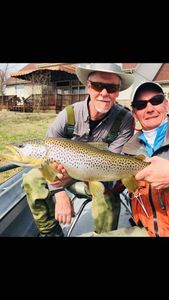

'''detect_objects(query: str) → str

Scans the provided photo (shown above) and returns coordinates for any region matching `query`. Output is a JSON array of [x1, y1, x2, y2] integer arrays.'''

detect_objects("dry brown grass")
[[0, 110, 57, 184]]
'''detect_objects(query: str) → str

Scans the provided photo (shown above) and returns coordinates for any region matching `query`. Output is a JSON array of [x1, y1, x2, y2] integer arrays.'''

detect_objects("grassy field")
[[0, 110, 57, 184]]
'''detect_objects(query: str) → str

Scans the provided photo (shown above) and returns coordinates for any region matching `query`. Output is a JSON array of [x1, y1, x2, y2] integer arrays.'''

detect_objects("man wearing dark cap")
[[99, 81, 169, 237], [22, 63, 135, 236]]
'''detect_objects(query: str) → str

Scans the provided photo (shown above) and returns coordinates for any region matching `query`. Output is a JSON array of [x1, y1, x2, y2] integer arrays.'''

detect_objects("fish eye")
[[18, 144, 24, 148]]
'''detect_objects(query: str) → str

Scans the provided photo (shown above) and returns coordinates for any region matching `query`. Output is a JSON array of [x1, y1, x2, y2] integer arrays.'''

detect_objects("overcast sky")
[[0, 63, 123, 79], [0, 63, 28, 78]]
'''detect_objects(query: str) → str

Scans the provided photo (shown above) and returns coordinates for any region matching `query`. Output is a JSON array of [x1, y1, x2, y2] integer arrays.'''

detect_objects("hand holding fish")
[[49, 162, 72, 188], [135, 156, 169, 190], [48, 162, 76, 224]]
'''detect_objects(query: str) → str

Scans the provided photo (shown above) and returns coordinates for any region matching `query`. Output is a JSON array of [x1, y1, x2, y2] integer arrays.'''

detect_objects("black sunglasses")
[[131, 94, 165, 110], [89, 80, 120, 93]]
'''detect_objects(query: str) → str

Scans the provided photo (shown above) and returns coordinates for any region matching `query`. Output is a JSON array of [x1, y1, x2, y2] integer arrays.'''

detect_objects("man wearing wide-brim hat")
[[76, 63, 134, 91], [22, 63, 135, 236]]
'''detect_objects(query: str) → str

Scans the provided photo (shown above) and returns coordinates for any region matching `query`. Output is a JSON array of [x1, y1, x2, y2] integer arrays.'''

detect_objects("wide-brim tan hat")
[[75, 63, 135, 91]]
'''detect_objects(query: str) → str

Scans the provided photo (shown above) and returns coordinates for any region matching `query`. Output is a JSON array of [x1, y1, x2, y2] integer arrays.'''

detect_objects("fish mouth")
[[1, 145, 23, 162], [0, 145, 38, 167]]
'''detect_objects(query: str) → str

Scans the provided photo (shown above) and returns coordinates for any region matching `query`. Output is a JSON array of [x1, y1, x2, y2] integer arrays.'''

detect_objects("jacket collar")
[[122, 117, 169, 156]]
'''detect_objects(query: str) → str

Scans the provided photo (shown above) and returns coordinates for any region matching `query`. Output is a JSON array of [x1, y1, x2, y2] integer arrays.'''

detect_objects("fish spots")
[[3, 137, 149, 183]]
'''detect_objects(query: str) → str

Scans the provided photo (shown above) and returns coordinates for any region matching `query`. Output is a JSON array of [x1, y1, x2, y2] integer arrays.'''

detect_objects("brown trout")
[[0, 137, 150, 191]]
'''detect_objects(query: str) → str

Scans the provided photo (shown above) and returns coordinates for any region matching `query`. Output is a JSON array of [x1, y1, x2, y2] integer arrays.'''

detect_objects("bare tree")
[[0, 64, 8, 93], [0, 64, 9, 109]]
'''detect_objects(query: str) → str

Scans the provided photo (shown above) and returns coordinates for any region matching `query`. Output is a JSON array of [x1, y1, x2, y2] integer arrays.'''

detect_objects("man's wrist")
[[54, 188, 65, 194]]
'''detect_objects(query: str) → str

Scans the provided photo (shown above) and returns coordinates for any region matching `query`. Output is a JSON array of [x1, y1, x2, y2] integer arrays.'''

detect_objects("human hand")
[[135, 156, 169, 190], [55, 191, 75, 224], [49, 162, 72, 188]]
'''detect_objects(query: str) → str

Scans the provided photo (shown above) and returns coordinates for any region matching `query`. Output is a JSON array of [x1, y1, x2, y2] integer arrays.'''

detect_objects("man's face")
[[132, 90, 169, 130], [87, 72, 121, 115]]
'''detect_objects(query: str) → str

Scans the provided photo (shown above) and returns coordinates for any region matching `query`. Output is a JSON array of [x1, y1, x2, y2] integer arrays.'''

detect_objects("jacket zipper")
[[148, 185, 159, 237], [157, 190, 166, 210]]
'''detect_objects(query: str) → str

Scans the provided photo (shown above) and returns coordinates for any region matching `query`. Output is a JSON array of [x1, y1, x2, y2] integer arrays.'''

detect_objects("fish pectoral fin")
[[122, 176, 138, 192], [40, 161, 59, 182]]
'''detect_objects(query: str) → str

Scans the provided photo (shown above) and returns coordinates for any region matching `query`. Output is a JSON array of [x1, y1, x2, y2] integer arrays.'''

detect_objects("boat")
[[0, 164, 133, 237]]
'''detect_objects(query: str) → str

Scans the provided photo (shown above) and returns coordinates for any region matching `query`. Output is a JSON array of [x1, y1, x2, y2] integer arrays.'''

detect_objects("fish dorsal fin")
[[135, 154, 146, 161], [87, 142, 109, 151]]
